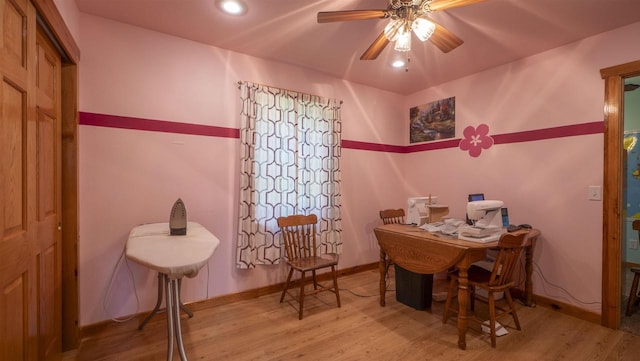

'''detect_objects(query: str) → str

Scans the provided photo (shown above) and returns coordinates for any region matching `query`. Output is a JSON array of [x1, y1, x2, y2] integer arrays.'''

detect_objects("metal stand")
[[137, 273, 193, 360], [165, 274, 188, 361], [138, 273, 193, 330]]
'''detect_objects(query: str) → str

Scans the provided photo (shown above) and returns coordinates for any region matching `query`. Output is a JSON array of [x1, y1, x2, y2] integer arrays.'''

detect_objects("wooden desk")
[[374, 224, 539, 350]]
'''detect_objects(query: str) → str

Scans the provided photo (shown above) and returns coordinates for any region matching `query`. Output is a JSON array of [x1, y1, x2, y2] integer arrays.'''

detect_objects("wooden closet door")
[[35, 22, 62, 361], [0, 0, 62, 359]]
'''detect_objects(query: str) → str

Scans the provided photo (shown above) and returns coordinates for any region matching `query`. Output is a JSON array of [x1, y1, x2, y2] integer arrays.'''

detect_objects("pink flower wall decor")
[[459, 124, 494, 157]]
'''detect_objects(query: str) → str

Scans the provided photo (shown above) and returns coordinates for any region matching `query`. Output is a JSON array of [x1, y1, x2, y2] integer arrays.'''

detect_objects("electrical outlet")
[[631, 239, 639, 250], [588, 185, 602, 201]]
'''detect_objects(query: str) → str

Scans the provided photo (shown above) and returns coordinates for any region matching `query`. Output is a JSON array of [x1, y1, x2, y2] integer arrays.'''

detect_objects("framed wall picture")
[[410, 96, 455, 143]]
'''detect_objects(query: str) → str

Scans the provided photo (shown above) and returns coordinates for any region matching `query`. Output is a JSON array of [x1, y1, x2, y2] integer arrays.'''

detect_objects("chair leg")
[[280, 267, 294, 303], [312, 270, 319, 290], [331, 265, 341, 307], [626, 273, 640, 316], [504, 289, 521, 330], [298, 271, 306, 320], [442, 277, 457, 324], [488, 292, 497, 348]]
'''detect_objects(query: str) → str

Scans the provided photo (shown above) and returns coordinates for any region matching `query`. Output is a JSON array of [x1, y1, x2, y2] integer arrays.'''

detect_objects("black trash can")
[[395, 264, 434, 310]]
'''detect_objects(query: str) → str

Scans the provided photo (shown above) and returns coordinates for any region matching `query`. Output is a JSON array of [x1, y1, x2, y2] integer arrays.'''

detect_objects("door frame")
[[601, 60, 640, 329], [32, 0, 80, 350]]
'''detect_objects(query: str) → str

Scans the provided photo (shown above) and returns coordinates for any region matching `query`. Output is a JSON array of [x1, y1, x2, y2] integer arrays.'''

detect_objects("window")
[[236, 82, 343, 269]]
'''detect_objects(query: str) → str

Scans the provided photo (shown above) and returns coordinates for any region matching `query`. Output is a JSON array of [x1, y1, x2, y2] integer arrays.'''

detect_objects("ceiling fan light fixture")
[[412, 17, 435, 42], [384, 19, 402, 41], [394, 23, 412, 52]]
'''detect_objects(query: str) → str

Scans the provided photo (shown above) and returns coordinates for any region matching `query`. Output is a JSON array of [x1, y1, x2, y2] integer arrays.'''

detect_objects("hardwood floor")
[[64, 269, 640, 360]]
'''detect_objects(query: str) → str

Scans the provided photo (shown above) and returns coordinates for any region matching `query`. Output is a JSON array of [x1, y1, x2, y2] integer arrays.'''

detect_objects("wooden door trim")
[[32, 0, 79, 63], [60, 63, 79, 351], [32, 0, 80, 351], [601, 60, 640, 329]]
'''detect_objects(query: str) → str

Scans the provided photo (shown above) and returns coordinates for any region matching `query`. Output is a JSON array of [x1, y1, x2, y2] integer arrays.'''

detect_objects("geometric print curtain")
[[236, 81, 343, 269]]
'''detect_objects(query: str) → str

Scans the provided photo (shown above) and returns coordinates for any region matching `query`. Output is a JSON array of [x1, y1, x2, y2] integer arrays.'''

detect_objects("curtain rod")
[[236, 81, 343, 104]]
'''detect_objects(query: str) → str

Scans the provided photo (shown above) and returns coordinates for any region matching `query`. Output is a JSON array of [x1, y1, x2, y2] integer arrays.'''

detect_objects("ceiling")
[[74, 0, 640, 95]]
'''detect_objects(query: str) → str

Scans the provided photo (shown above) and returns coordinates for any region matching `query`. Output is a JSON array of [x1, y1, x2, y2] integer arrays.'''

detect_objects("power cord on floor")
[[206, 261, 210, 299], [532, 260, 601, 307], [102, 246, 140, 322], [340, 288, 379, 298], [340, 266, 395, 298]]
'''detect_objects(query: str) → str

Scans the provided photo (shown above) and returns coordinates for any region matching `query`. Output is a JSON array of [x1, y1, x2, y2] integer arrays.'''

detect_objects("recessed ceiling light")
[[217, 0, 247, 15], [391, 60, 405, 68]]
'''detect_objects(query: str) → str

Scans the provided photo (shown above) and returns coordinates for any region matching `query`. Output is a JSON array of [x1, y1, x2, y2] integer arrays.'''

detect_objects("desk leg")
[[524, 240, 535, 307], [379, 249, 387, 307], [164, 275, 175, 361], [457, 266, 470, 350]]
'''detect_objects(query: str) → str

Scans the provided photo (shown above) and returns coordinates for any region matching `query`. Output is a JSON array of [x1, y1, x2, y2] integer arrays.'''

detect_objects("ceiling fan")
[[317, 0, 485, 60]]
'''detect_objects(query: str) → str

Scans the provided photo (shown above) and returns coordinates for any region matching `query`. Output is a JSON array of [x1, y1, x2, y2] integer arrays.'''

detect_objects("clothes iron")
[[170, 198, 187, 235]]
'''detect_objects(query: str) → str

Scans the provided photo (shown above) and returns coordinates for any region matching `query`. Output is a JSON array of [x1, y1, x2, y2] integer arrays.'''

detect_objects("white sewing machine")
[[458, 200, 506, 243], [406, 196, 432, 225], [406, 196, 444, 225]]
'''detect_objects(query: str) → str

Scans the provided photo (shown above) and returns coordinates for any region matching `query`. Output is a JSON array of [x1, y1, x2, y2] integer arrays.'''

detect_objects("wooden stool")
[[626, 268, 640, 316]]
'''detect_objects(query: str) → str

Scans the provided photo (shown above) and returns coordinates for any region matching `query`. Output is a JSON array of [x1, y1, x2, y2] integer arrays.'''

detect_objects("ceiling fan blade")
[[360, 31, 390, 60], [625, 84, 640, 92], [317, 10, 388, 23], [426, 18, 464, 53], [427, 0, 486, 12]]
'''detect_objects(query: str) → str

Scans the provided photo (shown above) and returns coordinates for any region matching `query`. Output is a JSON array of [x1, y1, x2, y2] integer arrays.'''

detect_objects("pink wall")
[[402, 22, 640, 313], [65, 6, 640, 325], [77, 13, 407, 326]]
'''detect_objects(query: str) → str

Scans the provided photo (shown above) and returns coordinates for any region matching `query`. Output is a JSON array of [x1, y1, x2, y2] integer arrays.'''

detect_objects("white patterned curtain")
[[236, 82, 343, 269]]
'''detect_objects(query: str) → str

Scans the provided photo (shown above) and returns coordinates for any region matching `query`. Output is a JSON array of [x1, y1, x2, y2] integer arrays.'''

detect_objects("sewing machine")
[[406, 196, 435, 225], [406, 196, 448, 225], [458, 200, 506, 243]]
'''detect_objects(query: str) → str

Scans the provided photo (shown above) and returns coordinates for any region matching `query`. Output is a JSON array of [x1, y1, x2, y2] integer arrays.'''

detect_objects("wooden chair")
[[627, 268, 640, 316], [277, 214, 340, 319], [442, 232, 528, 347], [379, 209, 405, 272], [379, 208, 405, 225], [626, 220, 640, 316]]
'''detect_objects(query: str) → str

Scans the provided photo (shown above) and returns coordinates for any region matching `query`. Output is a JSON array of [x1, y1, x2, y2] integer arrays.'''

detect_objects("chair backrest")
[[379, 209, 405, 225], [487, 232, 528, 288], [634, 219, 640, 233], [277, 214, 318, 262]]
